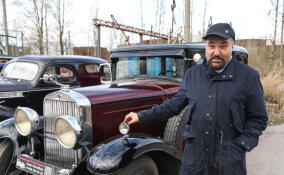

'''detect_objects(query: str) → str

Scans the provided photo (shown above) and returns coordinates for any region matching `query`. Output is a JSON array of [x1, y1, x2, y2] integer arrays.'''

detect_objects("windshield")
[[2, 61, 39, 80], [115, 56, 184, 80]]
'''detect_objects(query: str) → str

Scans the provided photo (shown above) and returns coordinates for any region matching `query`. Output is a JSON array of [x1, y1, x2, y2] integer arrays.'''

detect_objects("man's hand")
[[124, 112, 139, 125]]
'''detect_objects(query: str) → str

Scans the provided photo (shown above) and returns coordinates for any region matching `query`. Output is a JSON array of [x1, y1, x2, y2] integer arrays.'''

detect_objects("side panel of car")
[[91, 96, 167, 145], [0, 105, 14, 121], [0, 118, 44, 174]]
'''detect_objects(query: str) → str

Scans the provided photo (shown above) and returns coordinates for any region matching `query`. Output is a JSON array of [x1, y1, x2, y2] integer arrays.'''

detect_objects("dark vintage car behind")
[[0, 55, 110, 121], [0, 63, 5, 71], [0, 43, 248, 175]]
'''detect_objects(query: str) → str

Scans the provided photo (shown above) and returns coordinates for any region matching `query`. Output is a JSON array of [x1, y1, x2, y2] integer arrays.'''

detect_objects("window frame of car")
[[40, 63, 78, 86], [112, 55, 186, 81]]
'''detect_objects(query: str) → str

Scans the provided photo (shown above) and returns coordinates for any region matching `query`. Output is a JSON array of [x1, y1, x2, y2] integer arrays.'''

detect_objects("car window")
[[43, 65, 76, 84], [85, 64, 99, 74], [2, 61, 39, 80], [116, 56, 181, 79]]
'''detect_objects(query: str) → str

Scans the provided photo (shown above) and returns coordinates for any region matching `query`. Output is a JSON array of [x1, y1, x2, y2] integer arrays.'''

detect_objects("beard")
[[208, 56, 226, 71]]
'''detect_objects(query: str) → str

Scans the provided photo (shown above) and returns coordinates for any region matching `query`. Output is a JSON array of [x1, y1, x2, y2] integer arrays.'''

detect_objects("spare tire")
[[0, 139, 14, 174], [163, 106, 189, 151]]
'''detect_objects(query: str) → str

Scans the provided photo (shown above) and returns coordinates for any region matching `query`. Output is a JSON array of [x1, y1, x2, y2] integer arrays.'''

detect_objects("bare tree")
[[270, 0, 279, 65], [32, 0, 45, 55], [13, 0, 48, 55], [44, 0, 49, 55], [52, 0, 66, 55]]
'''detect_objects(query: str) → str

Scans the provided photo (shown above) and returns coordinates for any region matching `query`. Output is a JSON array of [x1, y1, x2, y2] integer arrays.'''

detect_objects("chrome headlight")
[[55, 116, 82, 149], [14, 107, 40, 136], [119, 122, 130, 135]]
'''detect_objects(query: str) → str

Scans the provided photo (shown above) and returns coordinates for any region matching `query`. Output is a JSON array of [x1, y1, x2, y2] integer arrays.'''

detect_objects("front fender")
[[87, 134, 182, 174], [0, 105, 14, 121], [0, 117, 44, 170]]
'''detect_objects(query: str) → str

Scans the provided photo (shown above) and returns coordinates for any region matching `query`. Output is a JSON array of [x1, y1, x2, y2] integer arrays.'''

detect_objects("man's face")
[[205, 36, 234, 71]]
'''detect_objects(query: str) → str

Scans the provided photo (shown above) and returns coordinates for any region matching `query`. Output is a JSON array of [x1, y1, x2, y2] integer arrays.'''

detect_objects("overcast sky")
[[1, 0, 283, 48], [71, 0, 280, 47]]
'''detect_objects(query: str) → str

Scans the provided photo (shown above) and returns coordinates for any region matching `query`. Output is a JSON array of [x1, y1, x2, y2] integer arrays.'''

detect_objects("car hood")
[[0, 78, 30, 92], [74, 79, 181, 105]]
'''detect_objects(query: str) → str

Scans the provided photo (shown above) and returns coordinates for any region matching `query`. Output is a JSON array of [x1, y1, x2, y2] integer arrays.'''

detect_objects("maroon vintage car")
[[0, 43, 248, 175]]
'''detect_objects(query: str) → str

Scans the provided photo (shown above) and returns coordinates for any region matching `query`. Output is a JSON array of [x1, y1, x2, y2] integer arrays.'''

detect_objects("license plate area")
[[16, 154, 54, 175]]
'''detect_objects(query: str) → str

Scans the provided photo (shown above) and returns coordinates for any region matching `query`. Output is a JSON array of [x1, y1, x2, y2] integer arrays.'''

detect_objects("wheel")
[[163, 106, 189, 151], [0, 139, 13, 174], [117, 156, 158, 175]]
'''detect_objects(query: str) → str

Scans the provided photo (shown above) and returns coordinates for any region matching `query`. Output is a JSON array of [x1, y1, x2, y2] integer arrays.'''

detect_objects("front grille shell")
[[43, 89, 91, 169]]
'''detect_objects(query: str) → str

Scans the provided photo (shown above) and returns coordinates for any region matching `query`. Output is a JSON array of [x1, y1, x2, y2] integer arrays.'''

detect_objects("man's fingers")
[[123, 112, 138, 125], [123, 113, 132, 123], [128, 119, 136, 125]]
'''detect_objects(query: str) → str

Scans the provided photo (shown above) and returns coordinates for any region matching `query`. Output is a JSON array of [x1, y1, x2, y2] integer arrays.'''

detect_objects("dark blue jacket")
[[138, 55, 268, 175]]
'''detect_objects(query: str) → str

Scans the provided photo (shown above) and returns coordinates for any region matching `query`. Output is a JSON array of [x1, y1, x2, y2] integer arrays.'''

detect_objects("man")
[[123, 23, 267, 175]]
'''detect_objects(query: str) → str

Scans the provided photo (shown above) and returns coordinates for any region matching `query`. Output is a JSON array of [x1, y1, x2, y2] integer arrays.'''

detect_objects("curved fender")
[[87, 134, 182, 174], [0, 105, 14, 121], [0, 117, 44, 162]]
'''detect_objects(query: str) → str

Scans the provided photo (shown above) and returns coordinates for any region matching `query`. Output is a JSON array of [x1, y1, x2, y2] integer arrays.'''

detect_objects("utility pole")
[[184, 0, 190, 42], [2, 0, 9, 55], [202, 0, 208, 37], [170, 0, 176, 43], [280, 0, 284, 67]]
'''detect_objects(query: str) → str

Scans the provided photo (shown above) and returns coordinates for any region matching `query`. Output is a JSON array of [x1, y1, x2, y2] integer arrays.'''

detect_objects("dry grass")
[[261, 69, 283, 104], [260, 67, 284, 124]]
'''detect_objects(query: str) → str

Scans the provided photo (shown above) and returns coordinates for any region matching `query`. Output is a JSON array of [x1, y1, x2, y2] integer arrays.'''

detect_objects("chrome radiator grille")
[[43, 98, 82, 169]]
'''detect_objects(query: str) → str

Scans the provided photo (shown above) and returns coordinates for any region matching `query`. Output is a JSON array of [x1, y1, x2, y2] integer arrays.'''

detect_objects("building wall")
[[73, 47, 110, 62]]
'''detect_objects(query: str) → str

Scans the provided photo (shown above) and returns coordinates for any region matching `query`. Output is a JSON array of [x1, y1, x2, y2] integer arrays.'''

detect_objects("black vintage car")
[[0, 63, 4, 72], [0, 43, 248, 175], [0, 55, 110, 121]]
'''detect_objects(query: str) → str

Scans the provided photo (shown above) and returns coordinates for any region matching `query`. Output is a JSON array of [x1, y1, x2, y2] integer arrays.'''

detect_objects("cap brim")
[[202, 32, 231, 40]]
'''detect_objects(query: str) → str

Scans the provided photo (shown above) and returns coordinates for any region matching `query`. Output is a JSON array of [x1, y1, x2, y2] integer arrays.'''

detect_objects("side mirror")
[[99, 63, 112, 84]]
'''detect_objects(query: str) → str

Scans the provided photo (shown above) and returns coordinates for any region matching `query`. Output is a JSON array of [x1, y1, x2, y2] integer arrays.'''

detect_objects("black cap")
[[202, 23, 235, 41]]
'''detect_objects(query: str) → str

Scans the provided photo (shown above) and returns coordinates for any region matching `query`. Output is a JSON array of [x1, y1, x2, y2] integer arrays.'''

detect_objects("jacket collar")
[[202, 53, 236, 81]]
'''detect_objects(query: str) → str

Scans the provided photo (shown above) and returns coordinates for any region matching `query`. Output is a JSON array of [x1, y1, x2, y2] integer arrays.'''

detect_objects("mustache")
[[209, 56, 225, 61]]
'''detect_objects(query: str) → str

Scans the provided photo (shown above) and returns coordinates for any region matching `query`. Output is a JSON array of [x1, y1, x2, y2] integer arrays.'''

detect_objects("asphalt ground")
[[246, 123, 284, 175]]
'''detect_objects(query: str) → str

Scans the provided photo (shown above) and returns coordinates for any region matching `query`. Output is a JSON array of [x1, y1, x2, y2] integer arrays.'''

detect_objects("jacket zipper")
[[219, 130, 224, 175]]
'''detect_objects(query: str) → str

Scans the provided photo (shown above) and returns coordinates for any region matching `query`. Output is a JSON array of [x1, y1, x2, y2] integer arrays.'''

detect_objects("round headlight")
[[14, 107, 40, 136], [55, 116, 82, 149], [119, 122, 130, 135]]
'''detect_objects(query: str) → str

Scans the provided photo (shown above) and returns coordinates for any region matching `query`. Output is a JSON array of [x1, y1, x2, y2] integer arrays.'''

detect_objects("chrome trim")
[[43, 89, 91, 169], [0, 91, 24, 99], [99, 63, 112, 84], [14, 107, 40, 136]]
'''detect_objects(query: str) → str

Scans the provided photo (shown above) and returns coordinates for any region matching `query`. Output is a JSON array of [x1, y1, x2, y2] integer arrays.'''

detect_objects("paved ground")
[[247, 123, 284, 175]]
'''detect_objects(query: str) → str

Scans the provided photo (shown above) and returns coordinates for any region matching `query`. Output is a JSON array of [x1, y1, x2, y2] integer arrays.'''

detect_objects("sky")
[[70, 0, 280, 47], [1, 0, 283, 49]]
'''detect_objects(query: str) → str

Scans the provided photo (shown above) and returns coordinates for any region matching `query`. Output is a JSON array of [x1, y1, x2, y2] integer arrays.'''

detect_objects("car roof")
[[14, 55, 108, 64], [111, 42, 248, 54]]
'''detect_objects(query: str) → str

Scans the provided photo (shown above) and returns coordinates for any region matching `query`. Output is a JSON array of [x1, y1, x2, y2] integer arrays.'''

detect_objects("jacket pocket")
[[182, 125, 197, 139], [182, 101, 196, 139], [230, 101, 245, 134]]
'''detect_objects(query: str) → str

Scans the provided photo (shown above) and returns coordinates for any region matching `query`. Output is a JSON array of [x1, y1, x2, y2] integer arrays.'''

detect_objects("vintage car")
[[0, 55, 109, 121], [0, 43, 248, 175], [0, 63, 5, 72]]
